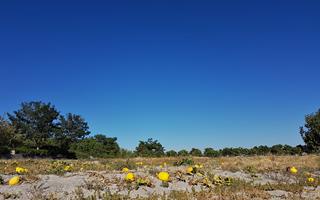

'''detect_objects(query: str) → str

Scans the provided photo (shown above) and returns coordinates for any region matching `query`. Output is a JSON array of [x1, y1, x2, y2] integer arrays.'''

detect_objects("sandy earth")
[[0, 167, 320, 200]]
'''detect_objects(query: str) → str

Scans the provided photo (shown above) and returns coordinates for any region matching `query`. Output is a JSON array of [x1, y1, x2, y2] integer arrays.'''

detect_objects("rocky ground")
[[1, 166, 320, 200], [0, 156, 319, 199]]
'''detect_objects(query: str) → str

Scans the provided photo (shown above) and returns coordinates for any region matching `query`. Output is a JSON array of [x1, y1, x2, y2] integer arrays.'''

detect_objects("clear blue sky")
[[0, 0, 319, 151]]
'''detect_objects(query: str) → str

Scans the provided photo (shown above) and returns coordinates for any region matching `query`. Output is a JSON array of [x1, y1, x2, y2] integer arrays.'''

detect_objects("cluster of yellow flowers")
[[7, 167, 29, 186], [15, 167, 28, 174], [122, 166, 170, 187], [122, 167, 135, 182], [288, 166, 316, 184], [186, 164, 203, 175]]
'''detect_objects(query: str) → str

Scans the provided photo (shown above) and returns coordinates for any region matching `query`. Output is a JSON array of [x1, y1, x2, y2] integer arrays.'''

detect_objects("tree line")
[[0, 101, 319, 158]]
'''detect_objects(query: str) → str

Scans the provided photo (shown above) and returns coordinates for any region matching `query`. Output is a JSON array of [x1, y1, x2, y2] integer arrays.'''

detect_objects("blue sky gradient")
[[1, 0, 320, 151]]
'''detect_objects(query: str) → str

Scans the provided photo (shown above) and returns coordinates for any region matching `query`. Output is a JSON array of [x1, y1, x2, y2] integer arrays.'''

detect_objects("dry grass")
[[212, 155, 320, 172], [1, 155, 319, 175]]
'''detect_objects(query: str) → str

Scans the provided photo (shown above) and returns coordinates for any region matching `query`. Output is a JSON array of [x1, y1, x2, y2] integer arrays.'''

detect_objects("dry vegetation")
[[0, 155, 320, 200]]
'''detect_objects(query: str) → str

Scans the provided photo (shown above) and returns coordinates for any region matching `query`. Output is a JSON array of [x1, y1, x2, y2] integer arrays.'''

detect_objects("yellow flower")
[[307, 177, 315, 183], [158, 171, 170, 182], [194, 164, 200, 168], [289, 167, 298, 174], [9, 176, 20, 186], [64, 165, 72, 172], [135, 162, 143, 165], [125, 173, 135, 182], [122, 167, 129, 173], [186, 166, 194, 175], [15, 167, 28, 174]]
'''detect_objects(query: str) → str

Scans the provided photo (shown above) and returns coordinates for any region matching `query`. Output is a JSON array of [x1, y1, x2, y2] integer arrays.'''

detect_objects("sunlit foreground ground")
[[0, 155, 320, 200]]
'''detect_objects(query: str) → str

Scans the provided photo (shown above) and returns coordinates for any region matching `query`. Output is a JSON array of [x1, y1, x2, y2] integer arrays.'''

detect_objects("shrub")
[[69, 134, 120, 158], [135, 138, 165, 157], [178, 149, 189, 156], [174, 158, 194, 166], [166, 150, 178, 157], [16, 146, 49, 157], [204, 148, 219, 157], [189, 148, 202, 157]]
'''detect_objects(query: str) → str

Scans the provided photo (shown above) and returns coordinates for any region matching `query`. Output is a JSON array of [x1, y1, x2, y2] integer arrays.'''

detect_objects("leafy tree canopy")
[[8, 101, 59, 148], [135, 138, 165, 157], [300, 109, 320, 152]]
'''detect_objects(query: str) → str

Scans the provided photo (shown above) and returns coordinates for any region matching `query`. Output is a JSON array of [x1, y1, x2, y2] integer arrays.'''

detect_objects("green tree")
[[300, 109, 320, 152], [135, 138, 165, 157], [250, 145, 270, 155], [189, 148, 202, 157], [166, 150, 178, 157], [178, 149, 189, 156], [0, 116, 20, 153], [70, 134, 120, 158], [8, 101, 60, 149], [53, 113, 90, 154], [119, 148, 135, 158], [270, 144, 284, 155], [204, 147, 219, 157]]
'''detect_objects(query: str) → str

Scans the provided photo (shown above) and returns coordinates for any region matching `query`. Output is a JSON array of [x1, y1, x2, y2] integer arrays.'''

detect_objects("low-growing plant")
[[174, 158, 194, 166]]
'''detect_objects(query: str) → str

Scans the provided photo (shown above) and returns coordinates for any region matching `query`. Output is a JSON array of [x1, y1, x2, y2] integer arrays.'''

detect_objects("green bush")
[[189, 148, 202, 157], [204, 148, 220, 157], [0, 146, 10, 155], [16, 146, 49, 157], [178, 149, 189, 156], [166, 150, 178, 157], [70, 134, 120, 159], [135, 138, 165, 157]]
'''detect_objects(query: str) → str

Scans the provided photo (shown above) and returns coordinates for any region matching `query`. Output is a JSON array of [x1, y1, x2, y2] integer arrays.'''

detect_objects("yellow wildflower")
[[158, 171, 170, 182], [122, 167, 129, 173], [9, 176, 20, 186], [15, 167, 28, 174], [186, 166, 194, 175], [307, 177, 315, 183], [125, 173, 135, 182], [135, 162, 143, 165], [64, 165, 72, 172], [289, 167, 298, 174]]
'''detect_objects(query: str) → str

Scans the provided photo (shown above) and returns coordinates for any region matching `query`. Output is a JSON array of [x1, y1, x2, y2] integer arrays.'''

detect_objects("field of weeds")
[[0, 155, 320, 200]]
